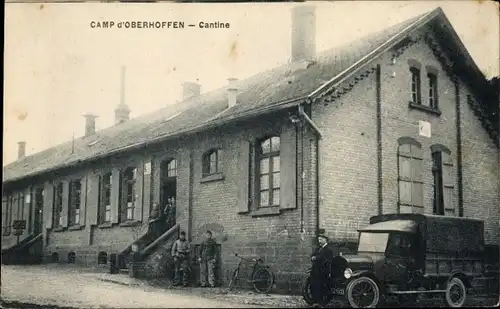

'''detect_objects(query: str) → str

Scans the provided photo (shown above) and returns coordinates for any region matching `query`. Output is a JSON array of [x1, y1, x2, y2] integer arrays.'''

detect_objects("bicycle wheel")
[[252, 268, 274, 294], [228, 269, 239, 291]]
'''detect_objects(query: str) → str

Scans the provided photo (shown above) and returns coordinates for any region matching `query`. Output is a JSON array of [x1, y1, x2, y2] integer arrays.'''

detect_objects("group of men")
[[170, 230, 218, 287]]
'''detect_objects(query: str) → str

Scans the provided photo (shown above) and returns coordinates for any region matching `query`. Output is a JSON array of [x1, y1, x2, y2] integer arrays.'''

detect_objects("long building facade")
[[2, 6, 499, 292]]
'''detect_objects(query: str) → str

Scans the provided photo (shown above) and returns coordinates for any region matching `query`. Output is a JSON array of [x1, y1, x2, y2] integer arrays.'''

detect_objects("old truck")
[[303, 213, 498, 308]]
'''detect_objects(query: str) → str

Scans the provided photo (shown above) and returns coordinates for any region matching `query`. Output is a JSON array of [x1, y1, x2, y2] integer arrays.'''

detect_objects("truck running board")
[[390, 290, 446, 294]]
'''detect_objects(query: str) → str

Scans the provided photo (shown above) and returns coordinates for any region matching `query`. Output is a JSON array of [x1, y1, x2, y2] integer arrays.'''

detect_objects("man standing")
[[171, 231, 191, 287], [198, 230, 217, 287], [310, 234, 334, 306]]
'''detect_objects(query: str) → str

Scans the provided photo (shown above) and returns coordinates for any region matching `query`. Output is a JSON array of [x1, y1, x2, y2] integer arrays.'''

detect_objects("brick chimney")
[[291, 5, 316, 63], [17, 141, 26, 159], [115, 65, 131, 125], [83, 114, 98, 137], [182, 82, 201, 100], [227, 78, 238, 108]]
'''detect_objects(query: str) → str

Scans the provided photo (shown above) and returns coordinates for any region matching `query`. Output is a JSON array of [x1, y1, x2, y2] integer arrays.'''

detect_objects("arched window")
[[426, 67, 439, 109], [258, 136, 281, 208], [69, 178, 82, 226], [121, 167, 137, 221], [408, 60, 422, 105], [202, 149, 223, 177], [166, 159, 177, 178], [98, 251, 108, 265], [99, 172, 112, 224], [431, 144, 454, 216], [397, 137, 424, 214]]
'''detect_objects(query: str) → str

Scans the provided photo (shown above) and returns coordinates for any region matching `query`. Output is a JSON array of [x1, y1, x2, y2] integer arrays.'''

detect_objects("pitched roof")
[[3, 7, 495, 183]]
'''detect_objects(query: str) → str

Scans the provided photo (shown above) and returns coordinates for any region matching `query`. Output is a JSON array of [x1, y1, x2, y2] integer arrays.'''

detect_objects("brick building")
[[2, 6, 499, 292]]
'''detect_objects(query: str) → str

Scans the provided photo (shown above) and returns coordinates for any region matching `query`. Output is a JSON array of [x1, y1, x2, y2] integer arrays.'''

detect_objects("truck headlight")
[[344, 268, 353, 279]]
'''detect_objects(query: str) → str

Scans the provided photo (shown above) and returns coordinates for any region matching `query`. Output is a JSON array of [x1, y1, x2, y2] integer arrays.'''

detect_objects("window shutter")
[[398, 157, 412, 179], [143, 160, 152, 221], [25, 188, 32, 233], [87, 175, 100, 225], [61, 180, 69, 228], [2, 197, 7, 230], [134, 164, 144, 222], [411, 182, 424, 208], [237, 140, 250, 214], [280, 127, 297, 210], [79, 176, 87, 226], [110, 168, 121, 224], [43, 182, 54, 229], [11, 193, 19, 222]]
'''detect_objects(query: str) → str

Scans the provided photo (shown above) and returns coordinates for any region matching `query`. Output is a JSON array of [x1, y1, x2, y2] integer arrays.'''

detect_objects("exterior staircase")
[[113, 216, 179, 279], [1, 233, 43, 265]]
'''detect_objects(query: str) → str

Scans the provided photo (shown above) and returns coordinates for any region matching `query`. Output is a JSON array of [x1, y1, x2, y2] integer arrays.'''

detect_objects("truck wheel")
[[444, 277, 467, 307], [301, 276, 316, 306], [346, 277, 380, 308]]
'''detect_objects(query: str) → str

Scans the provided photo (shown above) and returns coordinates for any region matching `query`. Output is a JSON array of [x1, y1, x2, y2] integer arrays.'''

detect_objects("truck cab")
[[325, 214, 488, 308]]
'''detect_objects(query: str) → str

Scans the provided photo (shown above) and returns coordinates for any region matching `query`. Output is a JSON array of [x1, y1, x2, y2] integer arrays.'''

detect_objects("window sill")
[[68, 225, 84, 231], [53, 227, 66, 233], [200, 173, 225, 184], [250, 206, 281, 217], [119, 221, 141, 227], [98, 223, 113, 229], [408, 102, 441, 116]]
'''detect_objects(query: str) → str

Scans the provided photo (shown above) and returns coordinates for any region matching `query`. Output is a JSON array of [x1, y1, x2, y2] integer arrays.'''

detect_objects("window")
[[121, 167, 137, 221], [167, 159, 177, 177], [358, 232, 389, 253], [397, 138, 424, 213], [99, 173, 112, 224], [202, 149, 223, 176], [257, 136, 281, 207], [410, 67, 422, 105], [69, 179, 82, 226], [428, 73, 438, 109], [53, 183, 63, 228], [432, 145, 454, 216]]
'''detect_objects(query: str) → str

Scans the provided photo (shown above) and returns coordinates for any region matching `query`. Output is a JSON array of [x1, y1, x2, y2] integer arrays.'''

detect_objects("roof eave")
[[3, 96, 306, 185], [306, 8, 441, 104]]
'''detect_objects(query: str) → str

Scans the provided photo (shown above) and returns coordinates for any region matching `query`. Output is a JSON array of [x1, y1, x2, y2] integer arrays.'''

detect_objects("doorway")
[[160, 159, 177, 230], [34, 188, 44, 234]]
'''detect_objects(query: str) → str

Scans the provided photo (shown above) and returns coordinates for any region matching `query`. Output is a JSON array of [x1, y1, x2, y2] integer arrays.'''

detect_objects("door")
[[34, 188, 44, 234], [382, 233, 415, 285], [160, 159, 177, 230]]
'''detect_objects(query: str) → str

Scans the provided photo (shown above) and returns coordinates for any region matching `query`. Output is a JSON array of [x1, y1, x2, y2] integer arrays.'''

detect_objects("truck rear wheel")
[[444, 277, 467, 307], [346, 277, 380, 308]]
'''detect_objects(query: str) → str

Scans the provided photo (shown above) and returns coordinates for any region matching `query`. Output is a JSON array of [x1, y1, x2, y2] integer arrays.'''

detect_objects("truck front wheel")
[[444, 277, 467, 307], [346, 277, 380, 308]]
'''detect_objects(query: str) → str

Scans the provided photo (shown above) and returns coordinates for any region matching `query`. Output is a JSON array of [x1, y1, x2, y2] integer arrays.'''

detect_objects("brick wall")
[[312, 67, 379, 242], [311, 28, 499, 246]]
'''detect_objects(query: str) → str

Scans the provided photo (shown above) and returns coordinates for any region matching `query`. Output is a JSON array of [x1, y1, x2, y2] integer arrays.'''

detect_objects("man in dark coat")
[[310, 234, 334, 305], [198, 230, 218, 287]]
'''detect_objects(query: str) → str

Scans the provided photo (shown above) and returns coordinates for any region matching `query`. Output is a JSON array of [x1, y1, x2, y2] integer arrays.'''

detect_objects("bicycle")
[[227, 253, 275, 294]]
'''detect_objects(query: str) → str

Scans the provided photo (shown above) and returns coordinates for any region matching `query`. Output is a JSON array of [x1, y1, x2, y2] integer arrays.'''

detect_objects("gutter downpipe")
[[297, 104, 323, 243]]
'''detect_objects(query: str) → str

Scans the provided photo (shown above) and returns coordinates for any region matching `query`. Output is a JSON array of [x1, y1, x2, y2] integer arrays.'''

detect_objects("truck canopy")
[[358, 220, 417, 233], [368, 214, 485, 254]]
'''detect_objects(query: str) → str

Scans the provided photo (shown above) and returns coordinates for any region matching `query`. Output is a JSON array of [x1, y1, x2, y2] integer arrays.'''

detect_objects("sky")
[[3, 0, 499, 165]]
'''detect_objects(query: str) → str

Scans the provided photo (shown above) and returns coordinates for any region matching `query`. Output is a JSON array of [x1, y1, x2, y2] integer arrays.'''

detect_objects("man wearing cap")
[[198, 230, 218, 287], [171, 230, 191, 286], [310, 234, 334, 304]]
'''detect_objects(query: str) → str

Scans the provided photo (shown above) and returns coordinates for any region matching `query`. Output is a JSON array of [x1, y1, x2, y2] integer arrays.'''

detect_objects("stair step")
[[119, 268, 129, 274]]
